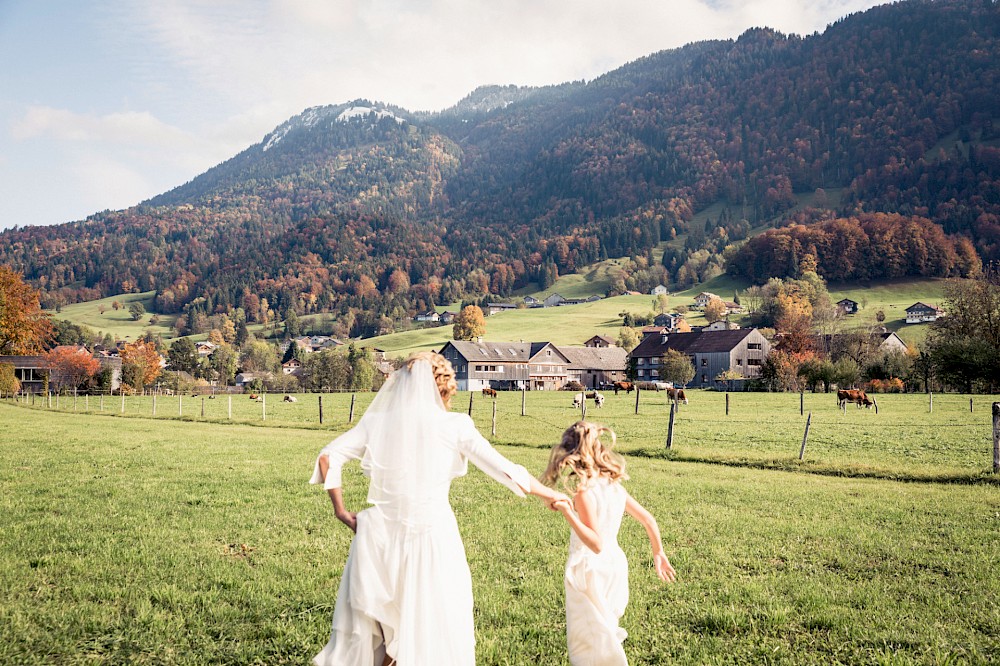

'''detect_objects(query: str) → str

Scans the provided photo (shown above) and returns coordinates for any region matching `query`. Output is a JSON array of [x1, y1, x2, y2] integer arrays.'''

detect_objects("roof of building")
[[837, 298, 859, 305], [585, 334, 617, 345], [443, 340, 570, 364], [559, 346, 628, 371], [906, 302, 942, 312], [630, 329, 757, 357]]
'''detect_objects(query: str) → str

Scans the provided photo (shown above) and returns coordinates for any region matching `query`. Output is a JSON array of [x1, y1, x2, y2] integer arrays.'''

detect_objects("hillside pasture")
[[54, 291, 179, 341], [0, 402, 997, 665]]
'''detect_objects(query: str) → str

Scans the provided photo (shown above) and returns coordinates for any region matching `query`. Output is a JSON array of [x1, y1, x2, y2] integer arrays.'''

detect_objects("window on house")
[[701, 358, 708, 367], [701, 374, 707, 383], [748, 343, 762, 350], [736, 359, 743, 366], [747, 359, 762, 366]]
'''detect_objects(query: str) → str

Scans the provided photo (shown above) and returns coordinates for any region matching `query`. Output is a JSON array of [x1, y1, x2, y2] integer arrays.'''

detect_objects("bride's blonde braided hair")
[[405, 351, 458, 409]]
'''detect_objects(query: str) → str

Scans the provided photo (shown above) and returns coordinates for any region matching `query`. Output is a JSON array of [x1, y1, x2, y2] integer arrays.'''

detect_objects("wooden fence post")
[[726, 392, 730, 416], [800, 390, 804, 416], [521, 387, 526, 416], [970, 398, 974, 413], [262, 393, 266, 421], [179, 395, 183, 416], [318, 395, 324, 424], [468, 392, 474, 416], [666, 402, 676, 450], [799, 412, 812, 460], [152, 394, 157, 417], [100, 394, 103, 412], [201, 397, 205, 418], [120, 392, 125, 414], [349, 394, 356, 423], [993, 402, 999, 474], [84, 395, 88, 411], [228, 395, 232, 420], [48, 392, 52, 409], [929, 391, 933, 413], [634, 387, 640, 415], [491, 400, 497, 437], [581, 396, 586, 420], [56, 393, 60, 409]]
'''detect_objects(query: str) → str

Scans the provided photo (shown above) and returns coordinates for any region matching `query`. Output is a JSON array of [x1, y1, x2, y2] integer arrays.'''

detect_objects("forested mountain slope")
[[0, 0, 996, 337]]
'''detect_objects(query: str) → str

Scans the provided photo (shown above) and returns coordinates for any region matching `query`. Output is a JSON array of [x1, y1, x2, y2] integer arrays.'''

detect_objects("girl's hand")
[[335, 510, 358, 533], [654, 552, 676, 583], [550, 498, 574, 514]]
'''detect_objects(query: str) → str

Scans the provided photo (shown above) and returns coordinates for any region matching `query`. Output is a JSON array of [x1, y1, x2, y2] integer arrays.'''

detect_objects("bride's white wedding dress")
[[310, 362, 531, 666]]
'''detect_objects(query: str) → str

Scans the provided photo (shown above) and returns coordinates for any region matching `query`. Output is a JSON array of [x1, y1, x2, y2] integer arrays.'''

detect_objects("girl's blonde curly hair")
[[405, 350, 458, 409], [541, 421, 627, 493]]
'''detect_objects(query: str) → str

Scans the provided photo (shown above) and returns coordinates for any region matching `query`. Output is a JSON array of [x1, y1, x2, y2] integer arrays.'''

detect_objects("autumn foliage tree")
[[703, 297, 727, 323], [0, 363, 20, 395], [44, 346, 100, 392], [120, 340, 162, 391], [0, 265, 53, 355], [452, 305, 486, 341]]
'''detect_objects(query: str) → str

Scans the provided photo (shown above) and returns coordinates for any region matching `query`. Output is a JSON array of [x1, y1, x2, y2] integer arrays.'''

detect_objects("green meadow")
[[55, 291, 179, 342], [1, 392, 998, 664]]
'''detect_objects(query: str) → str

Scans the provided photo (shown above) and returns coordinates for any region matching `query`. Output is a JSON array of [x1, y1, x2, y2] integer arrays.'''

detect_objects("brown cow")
[[482, 387, 497, 398], [613, 381, 634, 395], [666, 387, 688, 404], [837, 389, 868, 408], [249, 393, 259, 400]]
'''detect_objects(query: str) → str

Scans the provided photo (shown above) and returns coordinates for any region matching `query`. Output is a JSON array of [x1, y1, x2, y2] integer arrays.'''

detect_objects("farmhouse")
[[583, 335, 617, 348], [486, 303, 517, 316], [703, 320, 741, 331], [523, 296, 540, 307], [561, 346, 628, 389], [439, 340, 571, 391], [629, 328, 770, 388], [837, 298, 859, 314], [693, 292, 720, 308], [281, 358, 302, 376], [905, 302, 944, 323], [415, 310, 440, 323], [651, 285, 668, 296], [0, 352, 122, 393], [439, 311, 458, 324], [723, 300, 743, 314], [542, 293, 565, 307]]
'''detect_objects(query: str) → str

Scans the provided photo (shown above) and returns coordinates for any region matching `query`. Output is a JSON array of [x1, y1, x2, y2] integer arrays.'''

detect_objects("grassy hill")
[[54, 291, 178, 341]]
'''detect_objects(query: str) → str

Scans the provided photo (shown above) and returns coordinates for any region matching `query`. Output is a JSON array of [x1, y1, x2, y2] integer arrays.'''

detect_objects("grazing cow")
[[249, 393, 259, 400], [208, 395, 216, 400], [283, 395, 297, 403], [572, 392, 584, 409], [594, 392, 605, 408], [666, 387, 688, 404], [613, 381, 634, 395], [482, 387, 497, 398], [861, 396, 876, 409], [837, 389, 868, 408]]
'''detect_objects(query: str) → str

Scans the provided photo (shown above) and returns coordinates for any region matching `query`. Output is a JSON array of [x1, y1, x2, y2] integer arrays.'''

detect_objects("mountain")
[[0, 0, 997, 338]]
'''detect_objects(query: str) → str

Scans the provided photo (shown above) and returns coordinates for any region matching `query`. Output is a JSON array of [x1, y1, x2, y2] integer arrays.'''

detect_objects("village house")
[[837, 298, 859, 315], [415, 310, 440, 323], [814, 330, 908, 358], [653, 313, 691, 331], [703, 320, 741, 331], [0, 352, 123, 393], [542, 293, 565, 308], [195, 341, 216, 357], [629, 328, 771, 389], [723, 301, 743, 314], [560, 346, 628, 389], [439, 311, 459, 324], [523, 296, 540, 307], [651, 285, 668, 296], [438, 340, 571, 391], [281, 358, 302, 376], [486, 303, 517, 316], [905, 302, 944, 323], [693, 292, 721, 308], [583, 335, 617, 348]]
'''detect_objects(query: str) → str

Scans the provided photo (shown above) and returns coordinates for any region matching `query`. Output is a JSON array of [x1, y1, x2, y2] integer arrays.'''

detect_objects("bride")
[[310, 350, 567, 665]]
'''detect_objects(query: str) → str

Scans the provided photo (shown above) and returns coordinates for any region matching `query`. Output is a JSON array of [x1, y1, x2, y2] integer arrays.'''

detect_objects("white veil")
[[357, 359, 457, 530]]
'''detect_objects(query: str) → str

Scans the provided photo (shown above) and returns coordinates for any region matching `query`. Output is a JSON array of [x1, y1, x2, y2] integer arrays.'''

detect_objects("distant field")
[[1, 399, 997, 665], [53, 291, 178, 341]]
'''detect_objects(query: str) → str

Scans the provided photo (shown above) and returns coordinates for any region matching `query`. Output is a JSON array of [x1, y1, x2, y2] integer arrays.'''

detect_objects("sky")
[[0, 0, 886, 231]]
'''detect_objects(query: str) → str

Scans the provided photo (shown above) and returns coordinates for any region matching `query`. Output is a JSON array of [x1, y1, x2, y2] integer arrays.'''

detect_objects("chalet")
[[653, 313, 691, 332], [542, 293, 565, 308], [560, 346, 628, 389], [486, 303, 517, 316], [523, 296, 540, 307], [704, 320, 741, 331], [837, 298, 859, 315], [439, 340, 570, 391], [281, 358, 302, 376], [905, 302, 944, 323], [234, 371, 273, 387], [583, 335, 617, 348], [439, 311, 459, 324], [415, 310, 441, 323], [195, 341, 216, 357], [651, 285, 668, 296], [694, 292, 720, 308], [814, 330, 908, 358], [629, 328, 770, 389], [724, 301, 743, 314]]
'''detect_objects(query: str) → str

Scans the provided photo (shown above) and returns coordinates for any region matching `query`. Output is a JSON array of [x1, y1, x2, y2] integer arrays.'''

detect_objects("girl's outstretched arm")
[[624, 492, 676, 582], [554, 487, 603, 554]]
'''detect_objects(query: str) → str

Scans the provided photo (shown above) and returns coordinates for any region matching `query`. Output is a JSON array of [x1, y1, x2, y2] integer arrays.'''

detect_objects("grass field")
[[55, 291, 179, 341], [1, 396, 998, 665]]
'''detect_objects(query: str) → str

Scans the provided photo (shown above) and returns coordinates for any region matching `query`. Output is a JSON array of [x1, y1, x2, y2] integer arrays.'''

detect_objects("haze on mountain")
[[0, 0, 996, 339]]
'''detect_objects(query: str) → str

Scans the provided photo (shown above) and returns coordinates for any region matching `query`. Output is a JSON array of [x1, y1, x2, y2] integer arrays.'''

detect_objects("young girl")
[[543, 421, 676, 666]]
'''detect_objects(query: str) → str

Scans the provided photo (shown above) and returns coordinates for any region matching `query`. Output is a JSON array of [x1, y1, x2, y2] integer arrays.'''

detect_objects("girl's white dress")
[[309, 410, 532, 666], [564, 477, 630, 666]]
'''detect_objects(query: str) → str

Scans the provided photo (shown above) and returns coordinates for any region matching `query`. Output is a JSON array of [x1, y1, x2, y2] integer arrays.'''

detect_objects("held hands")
[[654, 552, 676, 583]]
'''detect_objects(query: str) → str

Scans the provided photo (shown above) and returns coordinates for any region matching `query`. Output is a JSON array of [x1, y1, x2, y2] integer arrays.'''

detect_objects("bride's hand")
[[336, 510, 358, 533]]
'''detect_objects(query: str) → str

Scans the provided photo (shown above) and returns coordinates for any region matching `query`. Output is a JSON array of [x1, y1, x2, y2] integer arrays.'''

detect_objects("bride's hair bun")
[[405, 351, 458, 408]]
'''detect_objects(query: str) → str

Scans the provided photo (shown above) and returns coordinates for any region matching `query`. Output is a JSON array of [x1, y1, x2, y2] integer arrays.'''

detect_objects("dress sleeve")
[[309, 423, 367, 490], [454, 415, 532, 497]]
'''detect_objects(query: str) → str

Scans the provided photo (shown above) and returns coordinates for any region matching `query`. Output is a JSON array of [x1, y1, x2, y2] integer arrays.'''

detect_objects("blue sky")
[[0, 0, 884, 231]]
